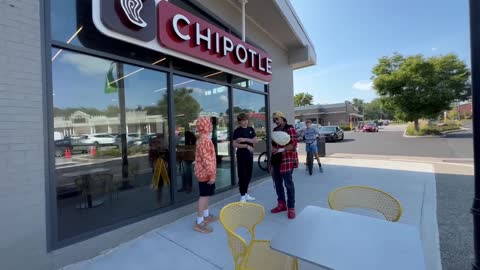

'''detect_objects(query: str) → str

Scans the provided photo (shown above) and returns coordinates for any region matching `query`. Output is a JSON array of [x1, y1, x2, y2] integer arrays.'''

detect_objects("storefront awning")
[[227, 0, 317, 69]]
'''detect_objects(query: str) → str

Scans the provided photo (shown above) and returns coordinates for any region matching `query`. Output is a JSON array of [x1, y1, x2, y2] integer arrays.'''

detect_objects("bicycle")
[[304, 138, 317, 175], [257, 137, 269, 171]]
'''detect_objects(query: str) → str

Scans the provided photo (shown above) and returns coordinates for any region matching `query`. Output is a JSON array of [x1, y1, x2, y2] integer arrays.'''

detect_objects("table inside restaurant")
[[63, 168, 111, 208], [270, 205, 425, 270]]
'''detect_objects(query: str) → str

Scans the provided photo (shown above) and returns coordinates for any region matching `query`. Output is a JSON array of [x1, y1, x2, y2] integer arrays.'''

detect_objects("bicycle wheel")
[[257, 152, 269, 171], [307, 150, 313, 175]]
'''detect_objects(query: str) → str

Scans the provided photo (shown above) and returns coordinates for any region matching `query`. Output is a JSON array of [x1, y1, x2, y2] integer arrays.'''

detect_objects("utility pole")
[[239, 0, 248, 41]]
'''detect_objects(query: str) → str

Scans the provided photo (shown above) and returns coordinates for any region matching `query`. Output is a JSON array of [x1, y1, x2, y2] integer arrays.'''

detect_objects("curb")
[[402, 127, 467, 138], [322, 154, 474, 168], [441, 127, 469, 134]]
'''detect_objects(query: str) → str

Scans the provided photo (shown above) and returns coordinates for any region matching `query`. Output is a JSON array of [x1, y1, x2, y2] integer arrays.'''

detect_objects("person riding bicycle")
[[301, 120, 323, 172]]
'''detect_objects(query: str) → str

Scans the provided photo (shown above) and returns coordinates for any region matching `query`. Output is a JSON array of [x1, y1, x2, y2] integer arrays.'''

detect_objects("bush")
[[405, 120, 461, 136], [96, 145, 148, 158], [96, 148, 121, 158], [340, 126, 351, 131], [389, 120, 407, 125]]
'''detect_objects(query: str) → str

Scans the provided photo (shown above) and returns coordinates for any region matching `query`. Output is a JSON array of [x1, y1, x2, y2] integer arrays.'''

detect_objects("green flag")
[[104, 62, 118, 94]]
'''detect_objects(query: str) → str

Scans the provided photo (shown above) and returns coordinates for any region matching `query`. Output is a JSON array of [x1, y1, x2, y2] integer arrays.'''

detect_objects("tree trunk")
[[414, 119, 419, 131]]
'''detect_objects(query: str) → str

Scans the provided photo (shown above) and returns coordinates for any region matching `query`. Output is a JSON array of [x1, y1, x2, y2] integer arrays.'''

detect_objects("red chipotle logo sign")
[[94, 0, 272, 82]]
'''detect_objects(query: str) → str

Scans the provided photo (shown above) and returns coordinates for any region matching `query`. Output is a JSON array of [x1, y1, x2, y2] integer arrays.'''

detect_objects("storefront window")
[[173, 75, 232, 203], [52, 49, 170, 241], [233, 89, 269, 179], [232, 76, 265, 92], [172, 58, 228, 82], [50, 0, 168, 68]]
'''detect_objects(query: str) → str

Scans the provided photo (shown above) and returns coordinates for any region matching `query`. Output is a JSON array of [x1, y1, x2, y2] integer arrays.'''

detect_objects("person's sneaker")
[[240, 196, 247, 203], [271, 201, 287, 214], [288, 208, 296, 219], [193, 221, 213, 233], [204, 215, 218, 224], [246, 194, 256, 201]]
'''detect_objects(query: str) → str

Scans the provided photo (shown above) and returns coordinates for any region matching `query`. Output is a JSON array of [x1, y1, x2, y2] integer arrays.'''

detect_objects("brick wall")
[[0, 0, 51, 269]]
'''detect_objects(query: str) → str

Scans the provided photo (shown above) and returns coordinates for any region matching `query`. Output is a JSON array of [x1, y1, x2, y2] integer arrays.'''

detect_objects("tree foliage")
[[363, 98, 394, 120], [351, 98, 365, 114], [294, 92, 314, 107], [155, 88, 201, 129], [372, 53, 471, 126]]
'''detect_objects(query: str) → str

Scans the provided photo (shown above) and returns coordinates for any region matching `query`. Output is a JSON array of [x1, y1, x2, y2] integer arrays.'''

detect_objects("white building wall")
[[0, 0, 52, 269]]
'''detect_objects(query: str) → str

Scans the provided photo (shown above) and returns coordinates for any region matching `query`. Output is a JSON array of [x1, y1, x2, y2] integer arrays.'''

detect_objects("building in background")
[[295, 101, 363, 126], [450, 101, 473, 119]]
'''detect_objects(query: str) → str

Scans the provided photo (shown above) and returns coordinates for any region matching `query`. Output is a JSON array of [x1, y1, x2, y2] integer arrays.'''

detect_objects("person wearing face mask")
[[270, 111, 299, 219]]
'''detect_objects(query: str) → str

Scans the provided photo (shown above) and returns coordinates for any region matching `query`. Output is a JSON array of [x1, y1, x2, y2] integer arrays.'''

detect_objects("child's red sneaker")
[[288, 208, 296, 219]]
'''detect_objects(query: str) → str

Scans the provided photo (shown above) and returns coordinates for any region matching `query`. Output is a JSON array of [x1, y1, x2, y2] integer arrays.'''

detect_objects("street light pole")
[[470, 0, 480, 269]]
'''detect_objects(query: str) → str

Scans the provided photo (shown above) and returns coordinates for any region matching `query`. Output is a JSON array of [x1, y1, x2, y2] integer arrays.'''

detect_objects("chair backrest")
[[219, 202, 265, 268], [74, 177, 87, 193], [328, 186, 402, 222], [89, 173, 112, 196]]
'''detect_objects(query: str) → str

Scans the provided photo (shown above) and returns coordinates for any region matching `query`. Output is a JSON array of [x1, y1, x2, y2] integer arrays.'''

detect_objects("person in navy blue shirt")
[[233, 113, 258, 202]]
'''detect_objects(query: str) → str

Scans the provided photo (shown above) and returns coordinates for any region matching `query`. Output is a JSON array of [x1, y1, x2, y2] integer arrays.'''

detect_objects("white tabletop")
[[63, 168, 111, 178], [270, 205, 425, 270]]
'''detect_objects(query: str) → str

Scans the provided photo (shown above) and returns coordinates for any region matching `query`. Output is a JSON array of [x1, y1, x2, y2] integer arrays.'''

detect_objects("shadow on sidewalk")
[[62, 160, 440, 270]]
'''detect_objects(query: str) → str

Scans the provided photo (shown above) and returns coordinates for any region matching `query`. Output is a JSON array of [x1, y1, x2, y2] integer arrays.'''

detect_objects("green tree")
[[105, 105, 120, 117], [351, 98, 365, 114], [372, 53, 470, 130], [448, 108, 459, 120], [294, 92, 313, 107], [155, 88, 201, 129], [363, 98, 394, 120], [232, 106, 252, 114]]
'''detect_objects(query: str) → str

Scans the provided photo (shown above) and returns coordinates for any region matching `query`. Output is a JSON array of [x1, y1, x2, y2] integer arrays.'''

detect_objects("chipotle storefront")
[[0, 0, 315, 269]]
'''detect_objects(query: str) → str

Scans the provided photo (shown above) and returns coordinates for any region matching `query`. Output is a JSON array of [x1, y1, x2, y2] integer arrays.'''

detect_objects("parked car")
[[362, 123, 379, 132], [216, 130, 229, 141], [114, 134, 142, 147], [54, 137, 91, 157], [79, 134, 116, 147], [138, 133, 163, 146], [318, 126, 344, 142]]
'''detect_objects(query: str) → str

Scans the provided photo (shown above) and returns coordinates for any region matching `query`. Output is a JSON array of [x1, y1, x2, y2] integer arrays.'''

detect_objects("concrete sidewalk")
[[61, 158, 440, 270]]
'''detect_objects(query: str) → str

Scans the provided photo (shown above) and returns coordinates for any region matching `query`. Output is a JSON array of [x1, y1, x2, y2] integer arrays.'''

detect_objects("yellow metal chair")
[[328, 186, 402, 222], [219, 202, 298, 270]]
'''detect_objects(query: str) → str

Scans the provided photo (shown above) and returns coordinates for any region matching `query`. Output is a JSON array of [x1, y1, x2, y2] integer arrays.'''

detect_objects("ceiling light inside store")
[[204, 71, 223, 78], [51, 26, 84, 62], [109, 58, 167, 85]]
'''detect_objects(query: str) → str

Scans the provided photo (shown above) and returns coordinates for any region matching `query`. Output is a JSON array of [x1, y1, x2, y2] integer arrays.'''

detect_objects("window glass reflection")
[[232, 76, 265, 92], [173, 75, 231, 203], [233, 89, 269, 179], [52, 49, 170, 241], [50, 0, 168, 68]]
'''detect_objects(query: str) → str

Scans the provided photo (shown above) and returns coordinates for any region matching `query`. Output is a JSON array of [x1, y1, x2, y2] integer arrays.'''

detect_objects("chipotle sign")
[[93, 0, 272, 82]]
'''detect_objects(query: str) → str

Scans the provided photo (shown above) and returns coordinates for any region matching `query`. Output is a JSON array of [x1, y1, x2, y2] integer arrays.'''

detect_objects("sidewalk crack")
[[156, 233, 223, 269]]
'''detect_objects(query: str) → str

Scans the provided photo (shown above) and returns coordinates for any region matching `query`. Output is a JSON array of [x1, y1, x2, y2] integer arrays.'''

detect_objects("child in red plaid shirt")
[[270, 111, 299, 219]]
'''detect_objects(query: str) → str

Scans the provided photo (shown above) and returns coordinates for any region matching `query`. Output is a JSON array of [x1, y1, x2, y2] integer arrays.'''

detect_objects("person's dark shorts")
[[198, 181, 215, 197]]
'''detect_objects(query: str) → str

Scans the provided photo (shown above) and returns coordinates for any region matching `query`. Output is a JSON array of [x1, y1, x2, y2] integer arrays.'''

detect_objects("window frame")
[[45, 0, 269, 250]]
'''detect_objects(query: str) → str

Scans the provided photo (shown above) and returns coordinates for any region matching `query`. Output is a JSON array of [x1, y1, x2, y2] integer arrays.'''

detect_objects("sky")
[[290, 0, 471, 104]]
